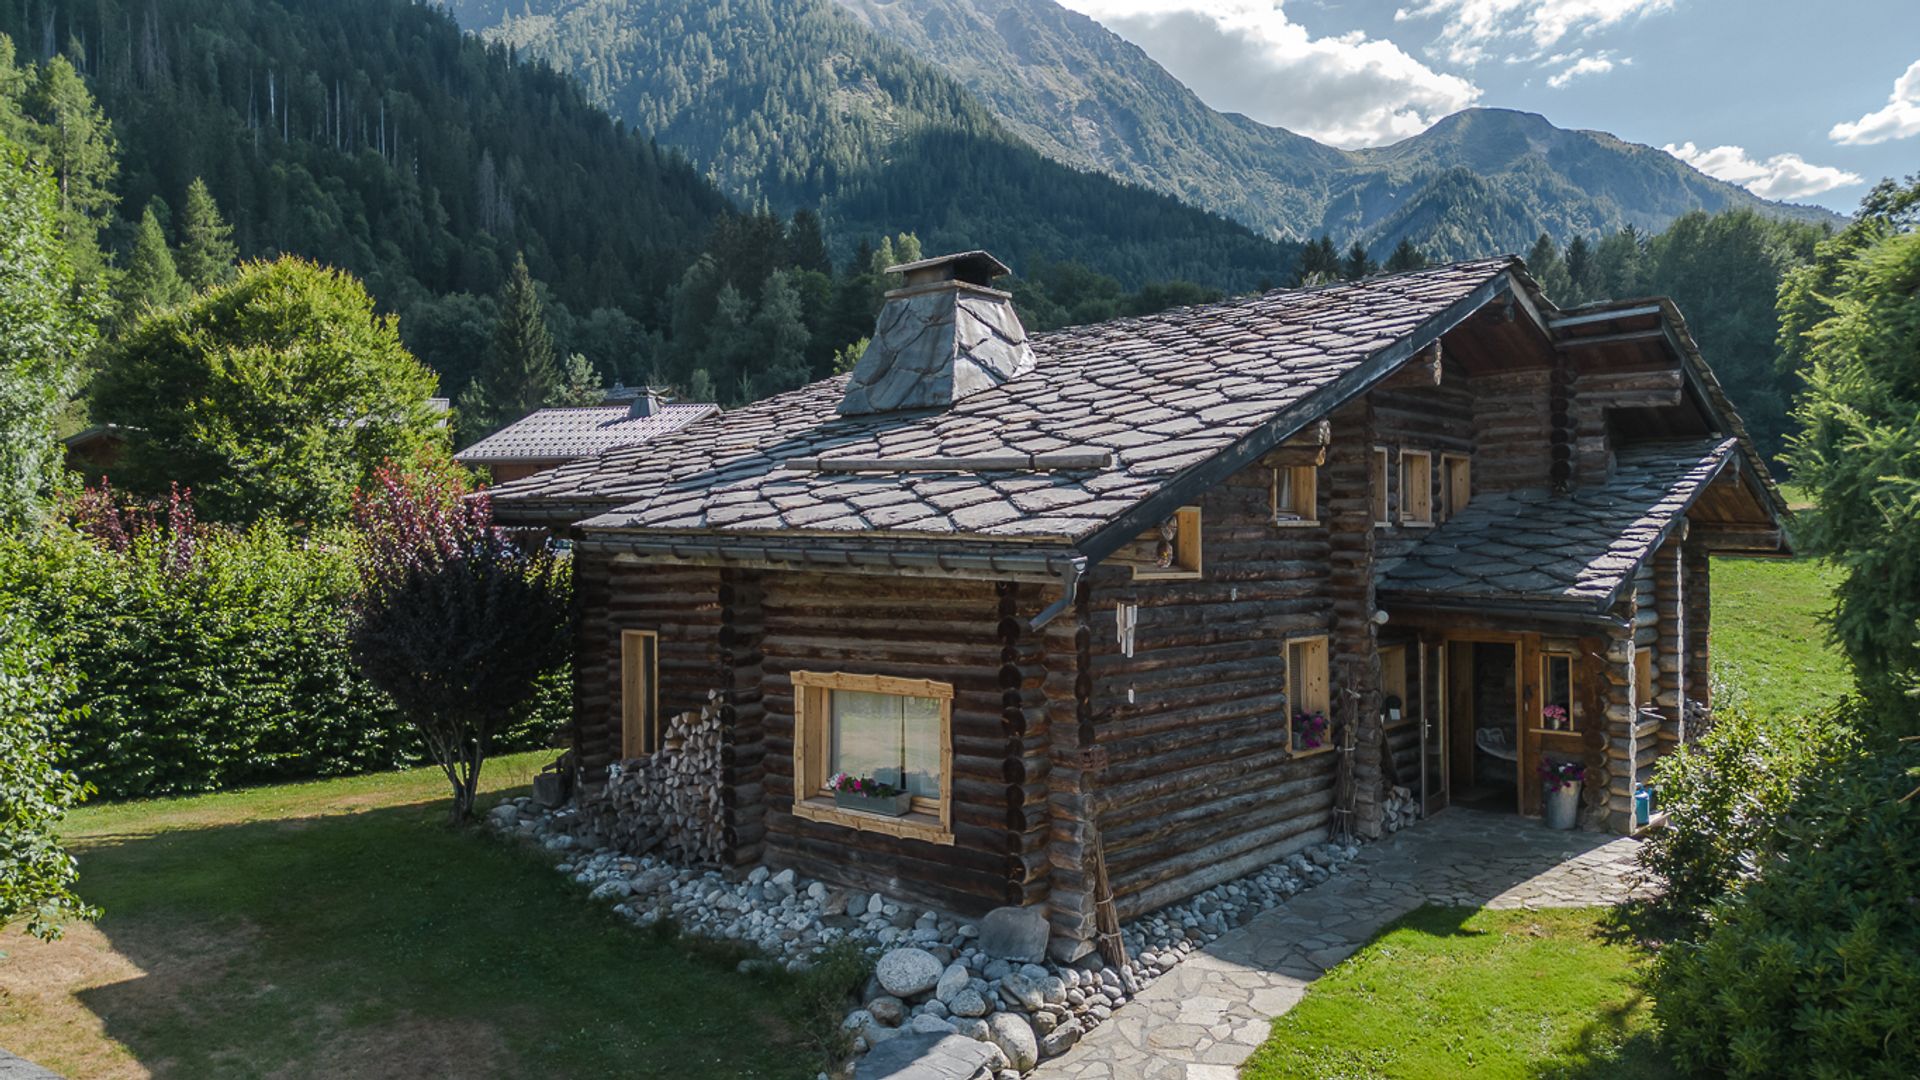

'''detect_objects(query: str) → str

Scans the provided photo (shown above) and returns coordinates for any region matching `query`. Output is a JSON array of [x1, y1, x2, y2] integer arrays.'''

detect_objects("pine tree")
[[1563, 235, 1593, 302], [752, 269, 811, 394], [1526, 232, 1573, 301], [787, 209, 830, 274], [1292, 235, 1341, 286], [118, 204, 186, 322], [459, 253, 558, 441], [1384, 238, 1430, 273], [176, 177, 237, 291], [554, 353, 603, 405], [1341, 242, 1378, 281], [22, 56, 116, 282]]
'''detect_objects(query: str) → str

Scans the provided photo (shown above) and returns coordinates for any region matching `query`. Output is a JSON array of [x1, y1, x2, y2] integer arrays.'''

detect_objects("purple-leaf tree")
[[349, 455, 571, 823]]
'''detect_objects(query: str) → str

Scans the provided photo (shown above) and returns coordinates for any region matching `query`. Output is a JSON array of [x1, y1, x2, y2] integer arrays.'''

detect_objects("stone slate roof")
[[490, 259, 1515, 540], [454, 402, 718, 465], [1377, 438, 1739, 611]]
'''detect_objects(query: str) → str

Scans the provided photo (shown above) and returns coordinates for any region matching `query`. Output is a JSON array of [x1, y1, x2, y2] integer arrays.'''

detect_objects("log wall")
[[1472, 369, 1553, 491], [757, 572, 1045, 916], [1077, 428, 1348, 920]]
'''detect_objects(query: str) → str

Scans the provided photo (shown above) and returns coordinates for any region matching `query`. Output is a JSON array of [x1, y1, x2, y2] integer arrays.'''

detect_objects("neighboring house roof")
[[1376, 438, 1740, 615], [492, 259, 1518, 547], [455, 402, 720, 466]]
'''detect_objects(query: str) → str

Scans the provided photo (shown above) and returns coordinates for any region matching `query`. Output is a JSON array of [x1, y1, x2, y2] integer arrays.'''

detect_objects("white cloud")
[[1829, 58, 1920, 146], [1395, 0, 1674, 66], [1662, 141, 1863, 201], [1547, 54, 1615, 88], [1056, 1, 1480, 148]]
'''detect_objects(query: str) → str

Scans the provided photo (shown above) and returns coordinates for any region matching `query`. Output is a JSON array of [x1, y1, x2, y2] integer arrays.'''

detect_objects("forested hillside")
[[832, 0, 1841, 259], [443, 0, 1303, 291], [1, 0, 730, 386]]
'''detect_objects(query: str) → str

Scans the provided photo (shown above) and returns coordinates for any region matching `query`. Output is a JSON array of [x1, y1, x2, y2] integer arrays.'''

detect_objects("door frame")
[[1438, 631, 1527, 816]]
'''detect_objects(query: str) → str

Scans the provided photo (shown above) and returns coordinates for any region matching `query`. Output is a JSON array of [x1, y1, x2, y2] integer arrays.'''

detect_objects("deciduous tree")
[[92, 257, 444, 525], [349, 459, 571, 823]]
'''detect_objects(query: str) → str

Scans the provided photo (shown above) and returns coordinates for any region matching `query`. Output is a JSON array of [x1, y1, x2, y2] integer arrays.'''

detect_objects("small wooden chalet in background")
[[455, 386, 717, 484], [491, 251, 1788, 961]]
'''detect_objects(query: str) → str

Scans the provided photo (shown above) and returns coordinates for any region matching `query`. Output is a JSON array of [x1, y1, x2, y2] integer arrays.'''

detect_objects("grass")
[[0, 751, 847, 1080], [1242, 906, 1678, 1080], [1710, 555, 1851, 719]]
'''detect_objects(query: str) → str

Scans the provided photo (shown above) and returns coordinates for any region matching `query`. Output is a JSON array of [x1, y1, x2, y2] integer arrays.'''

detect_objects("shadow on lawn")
[[64, 797, 820, 1080]]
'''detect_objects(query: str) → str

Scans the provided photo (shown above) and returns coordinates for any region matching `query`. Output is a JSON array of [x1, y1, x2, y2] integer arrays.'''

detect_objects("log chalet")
[[490, 251, 1789, 961]]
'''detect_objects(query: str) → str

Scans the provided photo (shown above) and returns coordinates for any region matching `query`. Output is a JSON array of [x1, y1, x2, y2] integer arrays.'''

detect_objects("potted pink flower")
[[828, 772, 913, 816], [1542, 704, 1569, 731], [1292, 710, 1329, 751], [1538, 759, 1585, 830]]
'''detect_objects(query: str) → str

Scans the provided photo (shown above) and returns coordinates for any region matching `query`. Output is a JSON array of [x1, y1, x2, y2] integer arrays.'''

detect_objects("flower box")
[[833, 789, 913, 817]]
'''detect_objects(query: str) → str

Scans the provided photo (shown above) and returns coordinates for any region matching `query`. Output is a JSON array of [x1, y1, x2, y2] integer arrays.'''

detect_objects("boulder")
[[934, 962, 971, 1004], [1038, 1017, 1083, 1059], [588, 880, 631, 902], [977, 906, 1050, 962], [851, 1033, 997, 1080], [867, 996, 906, 1027], [908, 1013, 958, 1035], [875, 947, 943, 998], [947, 989, 990, 1018], [986, 1012, 1039, 1071]]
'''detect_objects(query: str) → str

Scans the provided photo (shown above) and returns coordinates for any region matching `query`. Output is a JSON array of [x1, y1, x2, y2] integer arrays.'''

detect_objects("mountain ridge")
[[832, 0, 1841, 257]]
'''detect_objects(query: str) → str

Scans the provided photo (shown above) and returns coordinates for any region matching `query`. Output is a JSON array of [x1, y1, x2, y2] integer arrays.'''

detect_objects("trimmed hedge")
[[0, 523, 566, 800]]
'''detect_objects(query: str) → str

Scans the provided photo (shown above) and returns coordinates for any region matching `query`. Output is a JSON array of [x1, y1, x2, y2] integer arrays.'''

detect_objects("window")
[[1400, 451, 1433, 525], [790, 671, 955, 844], [1442, 454, 1472, 520], [1371, 447, 1391, 527], [1286, 635, 1331, 755], [1635, 648, 1656, 711], [1133, 505, 1203, 580], [1272, 465, 1318, 525], [1541, 652, 1575, 732], [620, 630, 659, 758], [1380, 644, 1410, 727]]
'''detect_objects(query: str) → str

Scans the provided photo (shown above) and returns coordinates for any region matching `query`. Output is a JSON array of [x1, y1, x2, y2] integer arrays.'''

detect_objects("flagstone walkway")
[[1033, 809, 1651, 1080]]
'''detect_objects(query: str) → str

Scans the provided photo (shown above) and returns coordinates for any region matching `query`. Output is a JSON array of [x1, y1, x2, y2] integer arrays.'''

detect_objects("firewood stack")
[[581, 690, 728, 866], [1380, 785, 1417, 834]]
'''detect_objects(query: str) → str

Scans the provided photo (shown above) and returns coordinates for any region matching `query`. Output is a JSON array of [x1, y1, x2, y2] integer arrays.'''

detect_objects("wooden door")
[[1421, 640, 1449, 814]]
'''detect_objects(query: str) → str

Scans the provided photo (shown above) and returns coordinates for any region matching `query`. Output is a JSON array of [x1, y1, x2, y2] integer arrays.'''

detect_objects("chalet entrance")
[[1447, 639, 1523, 813]]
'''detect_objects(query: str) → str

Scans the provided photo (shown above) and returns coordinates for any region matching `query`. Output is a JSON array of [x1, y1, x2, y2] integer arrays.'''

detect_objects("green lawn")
[[1710, 555, 1851, 719], [0, 752, 843, 1080], [1243, 906, 1677, 1080]]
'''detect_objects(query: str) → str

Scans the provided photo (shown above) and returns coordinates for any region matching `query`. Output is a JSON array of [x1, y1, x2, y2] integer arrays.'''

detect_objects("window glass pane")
[[1546, 656, 1571, 711], [831, 691, 902, 786], [899, 696, 942, 799]]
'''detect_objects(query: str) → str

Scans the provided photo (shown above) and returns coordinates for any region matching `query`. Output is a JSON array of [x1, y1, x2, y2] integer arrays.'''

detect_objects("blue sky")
[[1053, 1, 1920, 212]]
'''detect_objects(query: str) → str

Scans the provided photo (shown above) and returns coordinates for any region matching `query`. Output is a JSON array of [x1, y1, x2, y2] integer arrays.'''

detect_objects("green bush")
[[1652, 738, 1919, 1078], [1638, 703, 1855, 919], [0, 607, 95, 938], [0, 517, 566, 800]]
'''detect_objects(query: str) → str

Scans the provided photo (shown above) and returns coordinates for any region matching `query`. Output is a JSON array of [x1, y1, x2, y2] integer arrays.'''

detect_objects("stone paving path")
[[1034, 809, 1650, 1080], [0, 1050, 61, 1080]]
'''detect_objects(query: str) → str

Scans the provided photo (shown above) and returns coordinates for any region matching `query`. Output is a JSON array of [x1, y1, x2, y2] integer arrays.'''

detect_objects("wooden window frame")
[[1380, 644, 1412, 729], [789, 670, 955, 845], [1271, 464, 1319, 526], [1537, 650, 1577, 734], [1634, 648, 1656, 711], [1441, 453, 1472, 521], [1285, 634, 1334, 758], [1371, 446, 1392, 528], [620, 629, 660, 759], [1400, 450, 1434, 526], [1133, 505, 1204, 580]]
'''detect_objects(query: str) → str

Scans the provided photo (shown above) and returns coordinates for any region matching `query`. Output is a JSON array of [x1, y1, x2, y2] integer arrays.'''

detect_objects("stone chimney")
[[837, 250, 1035, 416], [627, 387, 666, 419]]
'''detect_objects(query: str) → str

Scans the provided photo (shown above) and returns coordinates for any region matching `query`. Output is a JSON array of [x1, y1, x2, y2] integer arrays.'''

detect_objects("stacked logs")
[[581, 690, 729, 866], [1380, 785, 1418, 834]]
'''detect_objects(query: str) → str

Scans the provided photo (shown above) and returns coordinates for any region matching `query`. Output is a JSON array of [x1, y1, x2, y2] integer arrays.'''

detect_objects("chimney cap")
[[886, 250, 1011, 288]]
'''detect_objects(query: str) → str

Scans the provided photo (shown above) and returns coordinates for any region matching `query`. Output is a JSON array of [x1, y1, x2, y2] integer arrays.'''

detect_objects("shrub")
[[0, 607, 95, 938], [1638, 703, 1856, 919], [350, 460, 571, 822], [0, 484, 567, 800], [1652, 736, 1920, 1078]]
